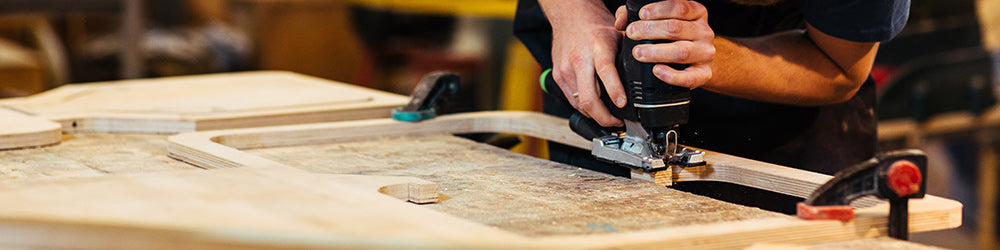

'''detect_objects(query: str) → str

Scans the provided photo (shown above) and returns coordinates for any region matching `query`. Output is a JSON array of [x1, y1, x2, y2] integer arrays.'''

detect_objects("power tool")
[[541, 0, 705, 177]]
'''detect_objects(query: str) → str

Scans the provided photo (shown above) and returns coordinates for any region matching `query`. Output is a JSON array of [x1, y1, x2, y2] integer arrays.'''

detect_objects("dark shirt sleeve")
[[514, 0, 554, 69], [802, 0, 910, 42]]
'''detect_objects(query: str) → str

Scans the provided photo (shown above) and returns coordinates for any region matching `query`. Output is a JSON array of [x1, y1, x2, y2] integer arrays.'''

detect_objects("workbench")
[[0, 73, 962, 248], [0, 111, 960, 249]]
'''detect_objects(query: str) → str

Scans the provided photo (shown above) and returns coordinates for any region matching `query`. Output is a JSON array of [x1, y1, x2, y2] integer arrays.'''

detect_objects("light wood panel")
[[0, 108, 60, 150], [0, 71, 408, 133]]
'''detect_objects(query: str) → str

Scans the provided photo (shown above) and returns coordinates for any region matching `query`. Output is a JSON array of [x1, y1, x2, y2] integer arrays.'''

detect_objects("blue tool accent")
[[392, 108, 436, 122], [391, 71, 460, 122]]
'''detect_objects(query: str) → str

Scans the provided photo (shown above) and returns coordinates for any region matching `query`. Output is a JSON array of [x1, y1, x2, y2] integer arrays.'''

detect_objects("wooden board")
[[0, 108, 60, 150], [170, 111, 962, 248], [0, 133, 199, 181], [0, 71, 408, 133]]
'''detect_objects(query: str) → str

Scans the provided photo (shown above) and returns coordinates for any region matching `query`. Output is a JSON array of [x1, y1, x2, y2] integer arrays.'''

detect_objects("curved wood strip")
[[169, 111, 827, 198]]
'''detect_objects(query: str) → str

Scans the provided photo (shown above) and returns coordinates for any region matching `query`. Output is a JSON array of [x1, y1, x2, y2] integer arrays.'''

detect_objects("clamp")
[[797, 149, 927, 240], [392, 71, 460, 122]]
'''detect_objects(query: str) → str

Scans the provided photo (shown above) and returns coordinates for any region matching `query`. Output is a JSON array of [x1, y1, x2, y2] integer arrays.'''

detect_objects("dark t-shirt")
[[514, 0, 909, 175]]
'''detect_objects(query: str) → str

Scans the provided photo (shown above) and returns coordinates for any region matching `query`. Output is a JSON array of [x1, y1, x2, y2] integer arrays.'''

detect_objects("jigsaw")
[[541, 0, 704, 180]]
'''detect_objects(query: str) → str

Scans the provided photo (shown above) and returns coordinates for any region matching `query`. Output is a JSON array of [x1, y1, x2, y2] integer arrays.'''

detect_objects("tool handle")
[[619, 0, 690, 129], [400, 71, 460, 113], [540, 69, 615, 140]]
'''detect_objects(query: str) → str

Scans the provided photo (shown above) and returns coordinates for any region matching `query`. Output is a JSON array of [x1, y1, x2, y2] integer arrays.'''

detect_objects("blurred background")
[[0, 0, 997, 248]]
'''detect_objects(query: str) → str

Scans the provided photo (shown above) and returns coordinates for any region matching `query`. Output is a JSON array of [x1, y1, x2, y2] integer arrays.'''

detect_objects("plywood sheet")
[[0, 108, 60, 150], [0, 71, 408, 133]]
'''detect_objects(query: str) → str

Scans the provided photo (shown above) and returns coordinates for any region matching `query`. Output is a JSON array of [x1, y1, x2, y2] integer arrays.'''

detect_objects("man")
[[514, 0, 909, 176]]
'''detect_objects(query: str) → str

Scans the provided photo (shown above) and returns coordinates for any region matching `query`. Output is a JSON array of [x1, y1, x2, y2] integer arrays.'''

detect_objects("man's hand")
[[615, 0, 715, 89], [541, 0, 626, 127]]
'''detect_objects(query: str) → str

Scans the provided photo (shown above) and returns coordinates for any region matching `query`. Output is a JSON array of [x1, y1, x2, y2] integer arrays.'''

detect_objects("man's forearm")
[[704, 26, 879, 106]]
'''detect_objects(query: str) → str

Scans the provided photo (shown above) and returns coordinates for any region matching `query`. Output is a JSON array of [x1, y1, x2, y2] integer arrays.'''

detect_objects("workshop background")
[[0, 0, 997, 248]]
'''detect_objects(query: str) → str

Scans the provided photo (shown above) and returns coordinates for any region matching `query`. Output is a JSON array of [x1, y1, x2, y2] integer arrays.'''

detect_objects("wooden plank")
[[0, 71, 408, 133], [0, 108, 60, 150], [160, 111, 962, 248], [0, 133, 198, 181]]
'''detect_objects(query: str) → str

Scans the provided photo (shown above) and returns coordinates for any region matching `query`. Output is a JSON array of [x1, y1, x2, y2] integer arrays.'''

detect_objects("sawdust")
[[0, 134, 199, 181]]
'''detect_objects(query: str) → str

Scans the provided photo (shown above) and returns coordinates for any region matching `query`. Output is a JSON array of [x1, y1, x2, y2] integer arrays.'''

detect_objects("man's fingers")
[[633, 41, 714, 64], [590, 102, 624, 127], [638, 0, 707, 21], [551, 66, 580, 109], [652, 63, 712, 89], [596, 64, 627, 109], [626, 19, 711, 41], [592, 32, 627, 108], [574, 64, 598, 119], [614, 6, 628, 30], [577, 75, 623, 127]]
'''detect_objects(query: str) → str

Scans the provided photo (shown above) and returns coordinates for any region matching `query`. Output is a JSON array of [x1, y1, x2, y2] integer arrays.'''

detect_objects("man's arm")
[[620, 1, 878, 106], [705, 25, 878, 105]]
